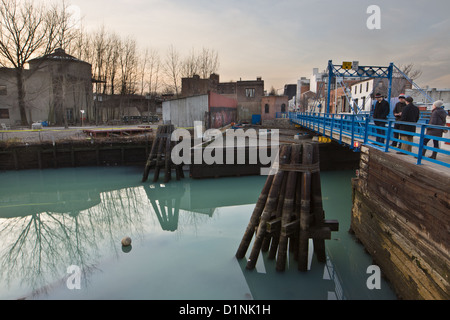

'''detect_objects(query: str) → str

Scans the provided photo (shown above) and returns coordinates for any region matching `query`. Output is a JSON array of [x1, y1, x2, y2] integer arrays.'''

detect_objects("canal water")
[[0, 166, 397, 300]]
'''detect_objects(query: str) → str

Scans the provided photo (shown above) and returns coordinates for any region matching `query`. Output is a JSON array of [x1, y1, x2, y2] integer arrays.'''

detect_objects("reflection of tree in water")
[[0, 186, 149, 298], [0, 170, 258, 299]]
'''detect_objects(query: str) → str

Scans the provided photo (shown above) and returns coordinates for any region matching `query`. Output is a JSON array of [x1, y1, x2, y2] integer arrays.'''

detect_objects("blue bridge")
[[287, 112, 450, 169]]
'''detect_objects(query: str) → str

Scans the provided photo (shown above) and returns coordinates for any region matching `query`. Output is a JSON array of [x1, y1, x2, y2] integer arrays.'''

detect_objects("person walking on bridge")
[[422, 100, 447, 159], [373, 93, 390, 144], [392, 94, 407, 147], [398, 96, 420, 154]]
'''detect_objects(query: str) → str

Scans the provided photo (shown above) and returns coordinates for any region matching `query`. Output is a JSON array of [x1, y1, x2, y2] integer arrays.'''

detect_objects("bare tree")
[[119, 36, 138, 96], [163, 44, 181, 97], [138, 48, 149, 96], [47, 0, 78, 51], [0, 0, 75, 126], [146, 48, 161, 96], [104, 32, 121, 96], [397, 63, 423, 81], [392, 63, 423, 96], [181, 48, 200, 78], [198, 47, 219, 79]]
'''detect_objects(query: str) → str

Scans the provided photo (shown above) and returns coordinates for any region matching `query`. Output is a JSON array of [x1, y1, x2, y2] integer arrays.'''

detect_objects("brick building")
[[180, 74, 265, 122], [261, 95, 289, 121]]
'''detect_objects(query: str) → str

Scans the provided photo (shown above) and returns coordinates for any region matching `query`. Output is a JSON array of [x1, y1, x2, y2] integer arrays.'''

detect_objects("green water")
[[0, 166, 397, 300]]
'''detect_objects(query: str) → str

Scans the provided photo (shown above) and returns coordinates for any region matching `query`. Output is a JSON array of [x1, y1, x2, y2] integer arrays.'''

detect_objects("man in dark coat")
[[392, 94, 406, 147], [423, 100, 447, 159], [398, 96, 420, 153], [373, 93, 390, 144]]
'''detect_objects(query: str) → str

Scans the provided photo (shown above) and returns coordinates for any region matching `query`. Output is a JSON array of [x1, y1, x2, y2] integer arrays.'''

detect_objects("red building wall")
[[208, 91, 238, 128]]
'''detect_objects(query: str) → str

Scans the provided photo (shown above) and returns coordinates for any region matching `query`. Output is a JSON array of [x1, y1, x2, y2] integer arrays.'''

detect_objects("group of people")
[[373, 93, 447, 159]]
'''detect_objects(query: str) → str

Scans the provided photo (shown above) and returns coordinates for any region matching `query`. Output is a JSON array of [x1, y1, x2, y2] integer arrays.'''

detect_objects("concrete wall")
[[0, 68, 53, 126], [163, 94, 208, 128], [0, 49, 93, 126]]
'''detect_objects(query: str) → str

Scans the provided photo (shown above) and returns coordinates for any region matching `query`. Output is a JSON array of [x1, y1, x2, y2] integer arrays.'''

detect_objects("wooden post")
[[142, 126, 161, 182], [276, 144, 301, 271], [298, 142, 313, 272], [311, 143, 326, 263], [236, 141, 338, 274], [235, 174, 275, 259], [152, 127, 167, 182], [246, 145, 291, 270], [142, 124, 182, 183]]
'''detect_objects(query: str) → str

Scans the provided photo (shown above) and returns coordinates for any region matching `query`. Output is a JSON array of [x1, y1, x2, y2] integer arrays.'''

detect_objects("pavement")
[[0, 124, 160, 144]]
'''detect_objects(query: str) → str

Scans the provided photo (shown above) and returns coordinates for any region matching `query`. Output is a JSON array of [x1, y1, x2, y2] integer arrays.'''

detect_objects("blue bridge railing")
[[290, 112, 450, 169]]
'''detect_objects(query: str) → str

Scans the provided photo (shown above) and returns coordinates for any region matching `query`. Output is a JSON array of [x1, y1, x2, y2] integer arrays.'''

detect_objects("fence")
[[290, 112, 450, 169]]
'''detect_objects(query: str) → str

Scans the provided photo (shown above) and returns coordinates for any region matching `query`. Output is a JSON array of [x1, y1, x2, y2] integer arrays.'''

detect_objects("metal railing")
[[290, 112, 450, 169]]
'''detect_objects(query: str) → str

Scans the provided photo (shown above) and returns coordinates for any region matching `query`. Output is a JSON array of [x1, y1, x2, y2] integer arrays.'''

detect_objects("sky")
[[68, 0, 450, 92]]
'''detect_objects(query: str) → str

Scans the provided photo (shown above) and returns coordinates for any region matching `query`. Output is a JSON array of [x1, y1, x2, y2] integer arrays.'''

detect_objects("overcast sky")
[[69, 0, 450, 91]]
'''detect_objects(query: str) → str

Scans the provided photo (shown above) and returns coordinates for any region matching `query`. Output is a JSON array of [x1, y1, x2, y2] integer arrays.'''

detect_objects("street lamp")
[[81, 110, 85, 127]]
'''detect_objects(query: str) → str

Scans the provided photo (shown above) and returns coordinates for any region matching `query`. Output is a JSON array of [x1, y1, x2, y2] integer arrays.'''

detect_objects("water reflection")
[[0, 168, 394, 300], [237, 242, 347, 300], [0, 168, 263, 299], [144, 183, 185, 232], [0, 170, 148, 297]]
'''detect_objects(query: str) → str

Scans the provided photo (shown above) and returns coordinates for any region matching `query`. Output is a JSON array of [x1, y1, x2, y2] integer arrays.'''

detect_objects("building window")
[[0, 109, 10, 119], [0, 85, 7, 95], [360, 84, 362, 94], [246, 88, 255, 98], [281, 104, 286, 113], [66, 108, 74, 122], [265, 104, 269, 114], [366, 82, 369, 92]]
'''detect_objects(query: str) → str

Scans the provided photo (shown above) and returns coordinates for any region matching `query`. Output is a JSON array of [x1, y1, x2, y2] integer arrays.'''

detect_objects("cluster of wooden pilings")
[[142, 124, 184, 183], [235, 142, 339, 272]]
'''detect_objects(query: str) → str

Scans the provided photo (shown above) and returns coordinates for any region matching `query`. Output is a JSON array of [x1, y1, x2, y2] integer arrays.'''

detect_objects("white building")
[[349, 79, 375, 112], [405, 87, 450, 109], [309, 68, 326, 94]]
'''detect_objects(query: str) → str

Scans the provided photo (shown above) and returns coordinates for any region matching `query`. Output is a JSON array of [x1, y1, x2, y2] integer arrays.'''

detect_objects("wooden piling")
[[245, 145, 291, 270], [275, 144, 301, 271], [235, 174, 275, 259], [298, 143, 313, 272], [237, 141, 338, 273], [142, 124, 184, 183]]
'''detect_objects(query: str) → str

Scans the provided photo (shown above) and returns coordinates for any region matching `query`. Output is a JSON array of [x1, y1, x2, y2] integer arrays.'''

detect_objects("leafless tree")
[[0, 0, 76, 126], [180, 47, 220, 79], [146, 48, 161, 96], [396, 63, 423, 81], [198, 47, 219, 79], [119, 36, 138, 96], [181, 48, 200, 78], [392, 63, 423, 96], [163, 44, 182, 97]]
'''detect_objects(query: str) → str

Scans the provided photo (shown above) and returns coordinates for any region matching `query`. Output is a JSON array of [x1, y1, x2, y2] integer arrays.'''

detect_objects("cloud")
[[70, 0, 450, 89]]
